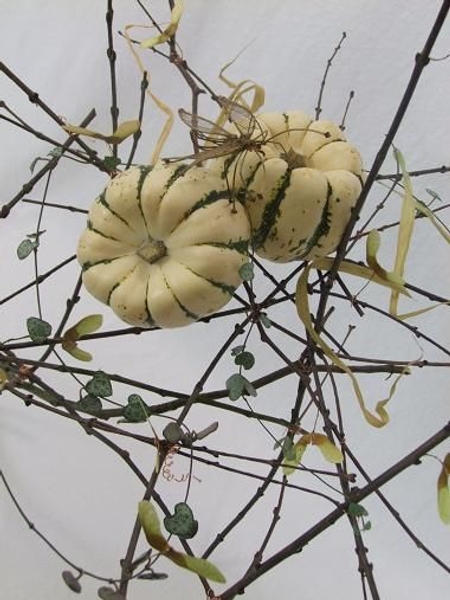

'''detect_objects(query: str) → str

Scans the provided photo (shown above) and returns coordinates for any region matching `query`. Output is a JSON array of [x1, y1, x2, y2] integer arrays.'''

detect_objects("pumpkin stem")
[[138, 239, 166, 264], [282, 148, 305, 169]]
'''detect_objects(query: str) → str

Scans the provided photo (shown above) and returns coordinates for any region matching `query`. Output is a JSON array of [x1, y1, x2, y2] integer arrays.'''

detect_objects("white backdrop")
[[1, 2, 449, 599]]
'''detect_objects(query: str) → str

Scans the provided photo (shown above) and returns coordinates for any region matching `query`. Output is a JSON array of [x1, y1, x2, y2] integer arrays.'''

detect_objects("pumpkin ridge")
[[168, 287, 200, 322], [177, 262, 237, 296], [97, 189, 134, 230], [253, 169, 292, 249], [81, 255, 128, 271], [205, 239, 249, 254], [86, 221, 123, 243], [299, 183, 333, 258], [165, 163, 190, 190], [135, 164, 153, 226], [181, 189, 231, 223], [144, 278, 156, 327]]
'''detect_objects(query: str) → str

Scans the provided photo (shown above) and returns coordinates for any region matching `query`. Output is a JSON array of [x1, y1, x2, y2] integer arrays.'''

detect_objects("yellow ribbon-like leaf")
[[295, 264, 391, 427], [138, 501, 226, 582], [140, 0, 183, 48], [63, 120, 140, 145], [415, 198, 450, 244], [389, 148, 416, 315], [437, 454, 450, 524], [312, 257, 410, 296], [366, 229, 408, 294], [123, 24, 174, 164], [398, 301, 450, 320]]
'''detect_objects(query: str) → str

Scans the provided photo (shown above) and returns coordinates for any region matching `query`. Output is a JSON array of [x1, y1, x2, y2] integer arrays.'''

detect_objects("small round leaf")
[[163, 422, 184, 443], [239, 262, 254, 281], [62, 570, 82, 593], [234, 351, 255, 370], [17, 239, 38, 259], [226, 373, 245, 401], [259, 313, 272, 328], [98, 587, 126, 600]]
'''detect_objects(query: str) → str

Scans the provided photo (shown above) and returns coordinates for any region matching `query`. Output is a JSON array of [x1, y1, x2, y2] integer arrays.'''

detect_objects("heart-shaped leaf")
[[103, 156, 121, 171], [164, 502, 198, 539], [26, 317, 52, 343], [259, 313, 272, 328], [86, 371, 112, 397], [163, 422, 184, 443], [226, 373, 245, 401], [347, 502, 369, 518], [234, 350, 255, 370], [17, 238, 38, 259], [138, 501, 225, 583], [226, 373, 257, 401], [123, 394, 151, 422], [77, 394, 102, 416]]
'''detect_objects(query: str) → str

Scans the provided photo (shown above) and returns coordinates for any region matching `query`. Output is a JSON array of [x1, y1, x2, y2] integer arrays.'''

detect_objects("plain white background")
[[1, 2, 449, 599]]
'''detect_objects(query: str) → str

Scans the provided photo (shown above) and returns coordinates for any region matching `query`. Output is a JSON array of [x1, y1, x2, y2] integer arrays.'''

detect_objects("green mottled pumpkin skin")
[[212, 110, 364, 263]]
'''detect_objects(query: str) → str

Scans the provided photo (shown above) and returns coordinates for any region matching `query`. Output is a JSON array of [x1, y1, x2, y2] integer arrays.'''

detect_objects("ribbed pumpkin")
[[212, 110, 364, 263], [77, 162, 250, 328]]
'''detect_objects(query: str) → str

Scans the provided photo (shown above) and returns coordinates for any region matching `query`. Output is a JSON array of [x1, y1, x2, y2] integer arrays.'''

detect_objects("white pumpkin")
[[77, 162, 250, 328], [212, 110, 364, 263]]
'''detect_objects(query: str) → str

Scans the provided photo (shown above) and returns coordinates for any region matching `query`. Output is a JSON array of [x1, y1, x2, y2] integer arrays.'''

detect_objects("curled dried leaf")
[[140, 0, 183, 48], [63, 120, 140, 145]]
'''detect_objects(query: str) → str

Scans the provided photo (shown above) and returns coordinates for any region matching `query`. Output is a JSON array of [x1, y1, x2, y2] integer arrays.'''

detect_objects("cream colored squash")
[[77, 162, 250, 328], [212, 110, 364, 263]]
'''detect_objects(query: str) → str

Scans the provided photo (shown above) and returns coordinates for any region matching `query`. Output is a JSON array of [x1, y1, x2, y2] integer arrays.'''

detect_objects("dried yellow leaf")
[[63, 120, 140, 145], [312, 257, 410, 296], [366, 229, 407, 293], [295, 264, 390, 427], [308, 433, 343, 464], [140, 0, 183, 48], [389, 149, 416, 315]]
